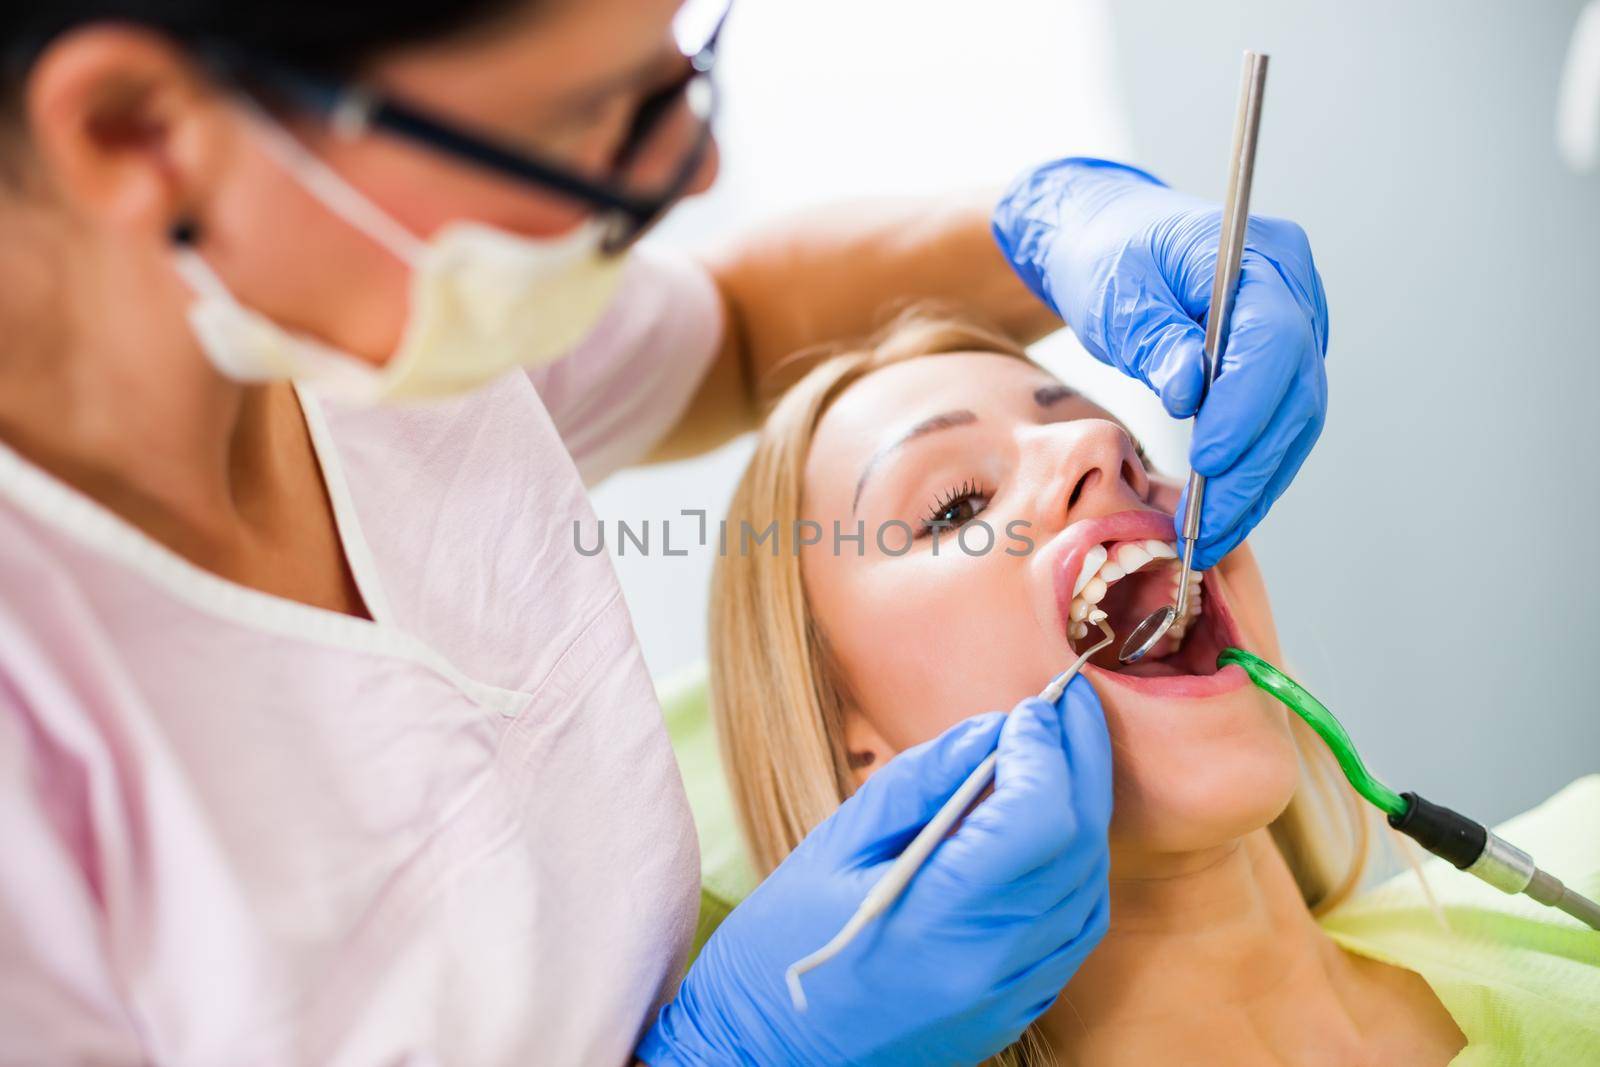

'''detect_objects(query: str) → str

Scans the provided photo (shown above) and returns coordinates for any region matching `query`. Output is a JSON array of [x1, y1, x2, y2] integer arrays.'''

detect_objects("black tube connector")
[[1387, 791, 1487, 870]]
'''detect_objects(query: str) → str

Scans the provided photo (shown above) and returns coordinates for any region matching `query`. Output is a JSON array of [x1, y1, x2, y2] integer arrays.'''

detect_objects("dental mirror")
[[1119, 49, 1268, 666], [1119, 604, 1177, 664], [1118, 566, 1195, 663]]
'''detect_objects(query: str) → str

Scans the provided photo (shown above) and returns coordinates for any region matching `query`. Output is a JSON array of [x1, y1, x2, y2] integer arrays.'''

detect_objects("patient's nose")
[[1028, 420, 1149, 528]]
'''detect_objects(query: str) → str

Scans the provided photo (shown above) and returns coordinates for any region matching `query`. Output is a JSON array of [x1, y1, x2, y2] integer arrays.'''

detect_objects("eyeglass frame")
[[199, 5, 729, 253]]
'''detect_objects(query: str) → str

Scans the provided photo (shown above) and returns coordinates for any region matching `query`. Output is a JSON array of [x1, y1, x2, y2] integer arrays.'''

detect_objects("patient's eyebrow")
[[852, 410, 978, 515], [1034, 384, 1079, 408]]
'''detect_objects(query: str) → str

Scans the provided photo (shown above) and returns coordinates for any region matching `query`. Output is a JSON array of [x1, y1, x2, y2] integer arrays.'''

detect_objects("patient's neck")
[[1037, 829, 1451, 1066]]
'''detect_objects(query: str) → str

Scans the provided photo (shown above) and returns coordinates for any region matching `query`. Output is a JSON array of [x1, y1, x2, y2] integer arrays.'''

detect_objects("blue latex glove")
[[992, 157, 1329, 568], [638, 677, 1112, 1065]]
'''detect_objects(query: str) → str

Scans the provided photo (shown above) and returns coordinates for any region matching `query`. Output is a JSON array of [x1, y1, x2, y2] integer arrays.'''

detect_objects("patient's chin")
[[1113, 770, 1299, 856], [1102, 690, 1302, 854]]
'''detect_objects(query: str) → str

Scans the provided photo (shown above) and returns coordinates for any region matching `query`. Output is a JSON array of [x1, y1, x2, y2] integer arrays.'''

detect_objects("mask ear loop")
[[235, 96, 429, 266], [163, 97, 431, 390], [169, 217, 245, 314], [170, 217, 228, 300], [167, 216, 292, 383], [167, 212, 375, 388]]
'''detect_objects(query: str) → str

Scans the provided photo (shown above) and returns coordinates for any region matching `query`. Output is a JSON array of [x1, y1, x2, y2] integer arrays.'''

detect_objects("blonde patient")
[[706, 313, 1471, 1065]]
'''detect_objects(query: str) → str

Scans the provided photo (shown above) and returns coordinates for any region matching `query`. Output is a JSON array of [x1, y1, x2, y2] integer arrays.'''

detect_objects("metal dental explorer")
[[784, 619, 1118, 1011], [1121, 50, 1269, 665]]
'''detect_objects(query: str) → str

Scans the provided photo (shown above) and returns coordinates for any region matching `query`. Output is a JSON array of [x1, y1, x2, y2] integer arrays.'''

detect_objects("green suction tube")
[[1217, 647, 1407, 818], [1218, 646, 1600, 930]]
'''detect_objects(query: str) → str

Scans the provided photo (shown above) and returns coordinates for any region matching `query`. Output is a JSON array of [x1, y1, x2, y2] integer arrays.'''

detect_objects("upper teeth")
[[1071, 546, 1108, 596], [1066, 539, 1199, 642]]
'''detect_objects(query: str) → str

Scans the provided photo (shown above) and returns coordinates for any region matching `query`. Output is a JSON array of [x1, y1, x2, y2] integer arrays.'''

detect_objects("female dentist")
[[0, 0, 1328, 1063]]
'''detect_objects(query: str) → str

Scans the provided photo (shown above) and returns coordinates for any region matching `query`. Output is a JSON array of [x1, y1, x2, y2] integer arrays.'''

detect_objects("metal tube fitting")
[[1465, 831, 1537, 895]]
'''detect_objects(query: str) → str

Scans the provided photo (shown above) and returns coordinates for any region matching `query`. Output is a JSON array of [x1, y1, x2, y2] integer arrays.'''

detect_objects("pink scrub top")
[[0, 250, 723, 1065]]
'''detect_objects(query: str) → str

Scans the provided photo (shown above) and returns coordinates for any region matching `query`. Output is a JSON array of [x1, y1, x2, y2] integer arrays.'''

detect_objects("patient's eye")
[[921, 480, 991, 536]]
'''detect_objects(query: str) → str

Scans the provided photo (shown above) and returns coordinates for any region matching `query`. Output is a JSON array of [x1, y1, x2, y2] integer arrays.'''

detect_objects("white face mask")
[[174, 109, 629, 404]]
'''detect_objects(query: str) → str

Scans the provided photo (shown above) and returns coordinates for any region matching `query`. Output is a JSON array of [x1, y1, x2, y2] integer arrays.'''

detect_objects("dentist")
[[0, 0, 1328, 1064]]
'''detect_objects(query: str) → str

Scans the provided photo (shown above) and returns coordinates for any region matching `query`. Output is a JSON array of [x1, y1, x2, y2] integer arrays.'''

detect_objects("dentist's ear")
[[23, 24, 230, 237]]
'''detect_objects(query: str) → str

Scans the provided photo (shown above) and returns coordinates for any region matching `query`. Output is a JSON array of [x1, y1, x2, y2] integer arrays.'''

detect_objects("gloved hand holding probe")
[[638, 678, 1112, 1066], [992, 157, 1330, 568]]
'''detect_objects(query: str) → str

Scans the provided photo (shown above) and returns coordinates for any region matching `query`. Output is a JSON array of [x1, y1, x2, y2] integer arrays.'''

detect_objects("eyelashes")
[[919, 479, 993, 535]]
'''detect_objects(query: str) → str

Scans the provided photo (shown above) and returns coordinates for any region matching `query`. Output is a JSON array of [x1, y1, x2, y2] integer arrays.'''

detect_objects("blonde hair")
[[710, 307, 1370, 897]]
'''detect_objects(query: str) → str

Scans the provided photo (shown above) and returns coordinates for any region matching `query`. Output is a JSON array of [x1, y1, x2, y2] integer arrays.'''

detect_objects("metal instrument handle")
[[1180, 51, 1269, 550]]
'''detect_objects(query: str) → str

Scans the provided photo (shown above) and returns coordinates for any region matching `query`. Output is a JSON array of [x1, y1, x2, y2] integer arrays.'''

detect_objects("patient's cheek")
[[1147, 477, 1182, 513], [814, 598, 991, 789], [1215, 542, 1280, 662]]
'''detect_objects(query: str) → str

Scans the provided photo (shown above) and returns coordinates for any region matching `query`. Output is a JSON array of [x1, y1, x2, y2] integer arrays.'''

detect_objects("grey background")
[[596, 0, 1599, 827], [1108, 0, 1599, 824]]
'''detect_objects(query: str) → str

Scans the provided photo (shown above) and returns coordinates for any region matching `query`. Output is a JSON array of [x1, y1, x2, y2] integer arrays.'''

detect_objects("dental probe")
[[1122, 50, 1270, 666], [1220, 648, 1600, 931], [784, 619, 1118, 1011]]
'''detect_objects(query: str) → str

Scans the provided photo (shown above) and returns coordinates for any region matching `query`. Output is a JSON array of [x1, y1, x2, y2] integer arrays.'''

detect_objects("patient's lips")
[[1051, 510, 1248, 698]]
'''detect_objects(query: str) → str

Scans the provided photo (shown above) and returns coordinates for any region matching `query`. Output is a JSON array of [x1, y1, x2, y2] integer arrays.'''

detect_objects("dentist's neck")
[[1039, 830, 1381, 1066], [0, 228, 284, 534], [0, 209, 373, 619]]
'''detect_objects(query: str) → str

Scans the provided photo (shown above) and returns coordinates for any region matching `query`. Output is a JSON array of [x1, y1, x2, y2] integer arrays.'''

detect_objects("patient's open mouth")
[[1053, 512, 1248, 695], [1067, 540, 1214, 675]]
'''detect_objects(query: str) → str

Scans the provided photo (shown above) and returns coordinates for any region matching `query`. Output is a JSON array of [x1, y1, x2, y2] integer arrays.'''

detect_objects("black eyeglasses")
[[206, 3, 729, 253]]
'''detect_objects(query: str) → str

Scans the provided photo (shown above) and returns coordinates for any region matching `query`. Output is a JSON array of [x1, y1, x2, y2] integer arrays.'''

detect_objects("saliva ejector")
[[1221, 648, 1600, 932]]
